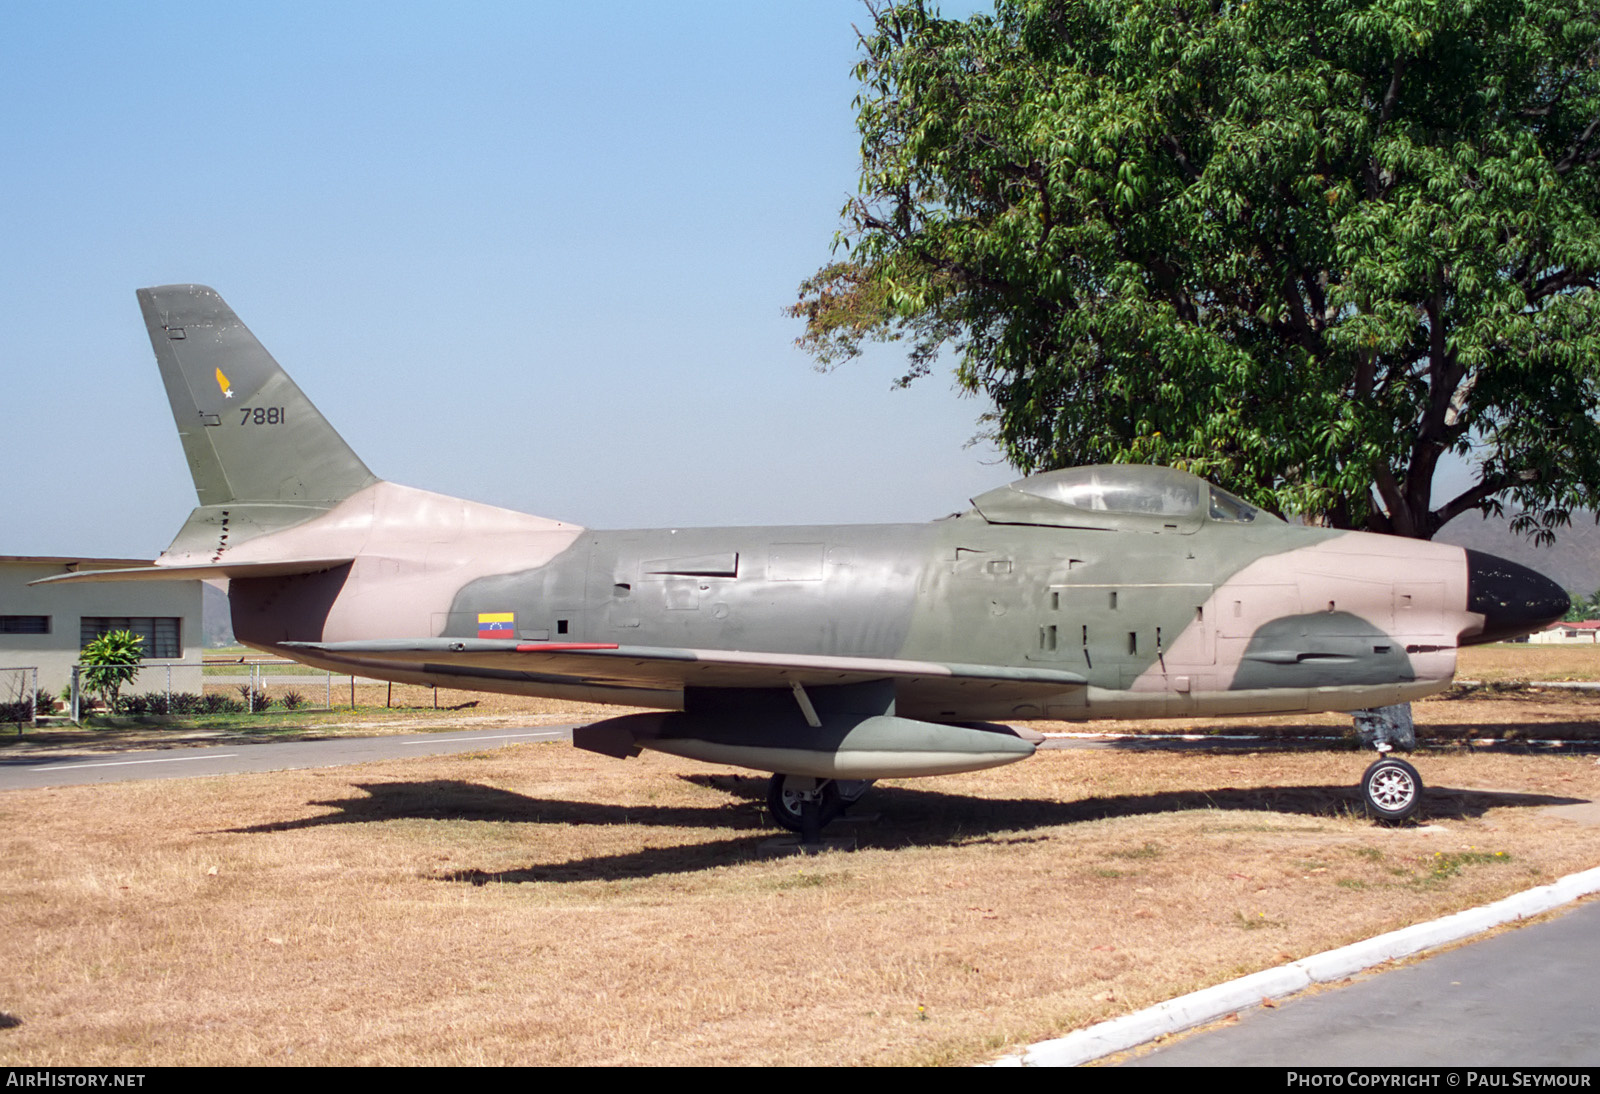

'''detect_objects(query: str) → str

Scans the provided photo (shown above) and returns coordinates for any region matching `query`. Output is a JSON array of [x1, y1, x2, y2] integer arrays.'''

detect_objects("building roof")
[[0, 556, 153, 568]]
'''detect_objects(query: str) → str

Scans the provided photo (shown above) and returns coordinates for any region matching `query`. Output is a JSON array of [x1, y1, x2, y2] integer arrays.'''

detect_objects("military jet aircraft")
[[43, 285, 1569, 834]]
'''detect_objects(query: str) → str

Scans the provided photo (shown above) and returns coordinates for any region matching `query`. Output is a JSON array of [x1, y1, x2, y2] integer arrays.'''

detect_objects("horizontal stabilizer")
[[29, 558, 354, 586]]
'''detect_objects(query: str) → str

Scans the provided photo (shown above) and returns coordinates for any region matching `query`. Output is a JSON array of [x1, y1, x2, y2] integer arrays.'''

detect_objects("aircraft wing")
[[281, 638, 1087, 697]]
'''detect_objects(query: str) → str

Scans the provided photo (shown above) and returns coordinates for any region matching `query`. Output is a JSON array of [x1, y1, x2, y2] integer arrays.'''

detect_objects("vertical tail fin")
[[138, 284, 378, 507]]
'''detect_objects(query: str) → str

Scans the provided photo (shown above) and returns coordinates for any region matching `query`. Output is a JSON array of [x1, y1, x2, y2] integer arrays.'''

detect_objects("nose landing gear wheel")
[[1362, 757, 1422, 823], [766, 774, 842, 835]]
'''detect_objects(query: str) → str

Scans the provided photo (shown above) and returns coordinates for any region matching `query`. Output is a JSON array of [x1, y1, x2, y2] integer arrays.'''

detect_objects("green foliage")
[[2, 675, 42, 725], [1422, 848, 1509, 882], [1234, 910, 1282, 929], [794, 0, 1600, 539], [115, 692, 230, 715], [80, 630, 143, 708], [236, 685, 270, 712], [169, 692, 203, 715], [113, 693, 157, 716], [1564, 588, 1600, 620], [201, 692, 245, 715]]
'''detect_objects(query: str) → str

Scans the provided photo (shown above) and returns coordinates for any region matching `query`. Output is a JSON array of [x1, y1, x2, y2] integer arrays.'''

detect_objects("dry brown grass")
[[1457, 642, 1600, 682], [2, 734, 1599, 1066]]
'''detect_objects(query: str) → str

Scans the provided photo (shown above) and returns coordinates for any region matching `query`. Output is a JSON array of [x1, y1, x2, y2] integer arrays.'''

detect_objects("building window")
[[79, 617, 180, 659], [0, 616, 50, 635]]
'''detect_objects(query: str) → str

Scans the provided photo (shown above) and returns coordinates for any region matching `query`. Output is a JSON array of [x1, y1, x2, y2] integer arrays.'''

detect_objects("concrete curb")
[[992, 864, 1600, 1067]]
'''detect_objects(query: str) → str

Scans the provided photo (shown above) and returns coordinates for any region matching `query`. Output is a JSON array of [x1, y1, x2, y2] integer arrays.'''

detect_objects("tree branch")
[[1372, 464, 1414, 537], [1378, 57, 1407, 125], [1433, 473, 1514, 530], [1163, 133, 1203, 182], [1530, 266, 1599, 301], [1554, 114, 1600, 176]]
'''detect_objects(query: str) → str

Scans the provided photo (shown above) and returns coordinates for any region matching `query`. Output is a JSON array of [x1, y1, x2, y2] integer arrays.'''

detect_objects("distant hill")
[[202, 581, 235, 647], [1435, 511, 1600, 597]]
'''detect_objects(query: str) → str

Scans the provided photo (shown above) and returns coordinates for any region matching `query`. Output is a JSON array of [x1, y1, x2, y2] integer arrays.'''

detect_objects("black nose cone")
[[1463, 549, 1570, 645]]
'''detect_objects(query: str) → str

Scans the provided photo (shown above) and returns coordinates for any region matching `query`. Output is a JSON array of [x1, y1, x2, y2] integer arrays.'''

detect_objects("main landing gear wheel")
[[1361, 756, 1423, 824], [766, 775, 842, 835]]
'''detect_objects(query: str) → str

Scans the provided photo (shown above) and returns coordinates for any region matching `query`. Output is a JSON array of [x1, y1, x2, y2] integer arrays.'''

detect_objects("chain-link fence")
[[69, 658, 368, 721], [0, 666, 41, 728]]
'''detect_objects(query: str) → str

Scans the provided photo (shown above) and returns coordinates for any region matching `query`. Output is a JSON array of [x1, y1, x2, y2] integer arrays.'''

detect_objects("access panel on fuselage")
[[579, 525, 932, 659], [1049, 582, 1216, 684]]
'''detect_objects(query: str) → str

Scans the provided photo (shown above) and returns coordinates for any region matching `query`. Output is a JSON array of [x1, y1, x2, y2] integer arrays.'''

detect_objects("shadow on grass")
[[224, 779, 760, 834], [220, 773, 1587, 885]]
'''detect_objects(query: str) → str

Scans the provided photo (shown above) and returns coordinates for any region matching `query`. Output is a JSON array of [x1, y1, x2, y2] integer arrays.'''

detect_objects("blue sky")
[[3, 1, 1002, 558]]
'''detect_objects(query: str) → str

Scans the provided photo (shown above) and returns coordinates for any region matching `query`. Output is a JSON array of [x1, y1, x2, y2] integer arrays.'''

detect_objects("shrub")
[[119, 693, 191, 716], [200, 693, 243, 714], [236, 685, 270, 712], [81, 631, 143, 709], [168, 692, 203, 715]]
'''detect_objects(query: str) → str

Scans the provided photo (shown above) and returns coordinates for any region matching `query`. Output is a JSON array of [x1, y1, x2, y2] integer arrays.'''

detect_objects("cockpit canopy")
[[969, 464, 1276, 533]]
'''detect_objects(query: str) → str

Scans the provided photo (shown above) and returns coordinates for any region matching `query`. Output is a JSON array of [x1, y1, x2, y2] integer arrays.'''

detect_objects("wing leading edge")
[[29, 558, 356, 585], [281, 638, 1087, 696]]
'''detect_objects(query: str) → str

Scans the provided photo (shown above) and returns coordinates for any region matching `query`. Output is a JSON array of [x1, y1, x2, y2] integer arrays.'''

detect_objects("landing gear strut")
[[767, 775, 842, 839], [1353, 704, 1424, 824], [765, 775, 872, 840]]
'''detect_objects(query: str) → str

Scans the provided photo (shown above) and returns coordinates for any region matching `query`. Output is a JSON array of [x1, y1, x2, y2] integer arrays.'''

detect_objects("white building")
[[1528, 620, 1600, 644], [0, 556, 203, 700]]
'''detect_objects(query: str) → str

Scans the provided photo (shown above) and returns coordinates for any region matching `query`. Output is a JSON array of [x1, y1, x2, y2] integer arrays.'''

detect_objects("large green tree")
[[793, 0, 1600, 539]]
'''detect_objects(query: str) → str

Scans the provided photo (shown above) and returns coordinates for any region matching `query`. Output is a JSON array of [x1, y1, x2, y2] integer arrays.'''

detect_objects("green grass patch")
[[1233, 911, 1283, 930], [769, 871, 848, 891], [1424, 850, 1511, 882]]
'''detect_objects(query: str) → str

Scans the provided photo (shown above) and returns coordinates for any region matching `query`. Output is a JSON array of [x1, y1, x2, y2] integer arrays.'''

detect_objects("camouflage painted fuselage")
[[429, 507, 1462, 722], [209, 467, 1473, 725]]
